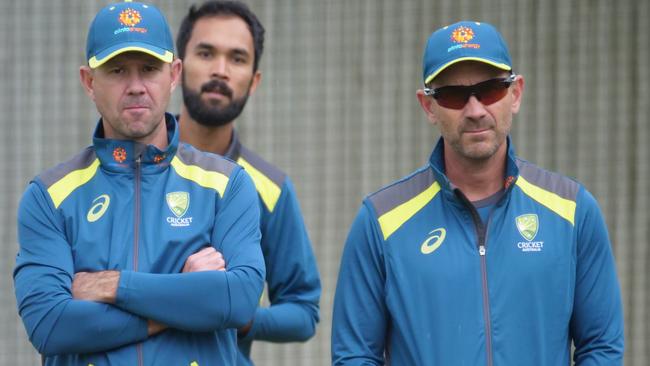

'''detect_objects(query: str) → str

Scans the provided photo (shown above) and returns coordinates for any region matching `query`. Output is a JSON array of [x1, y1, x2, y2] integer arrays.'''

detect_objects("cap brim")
[[88, 43, 173, 69], [424, 57, 511, 85]]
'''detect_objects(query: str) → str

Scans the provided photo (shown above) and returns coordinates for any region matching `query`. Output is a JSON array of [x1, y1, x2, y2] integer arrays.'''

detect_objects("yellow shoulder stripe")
[[378, 182, 441, 240], [48, 159, 100, 208], [171, 157, 229, 197], [516, 176, 576, 226], [237, 157, 281, 212]]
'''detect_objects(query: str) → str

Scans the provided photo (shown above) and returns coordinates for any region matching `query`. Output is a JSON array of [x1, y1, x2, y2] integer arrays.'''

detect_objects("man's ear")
[[247, 70, 262, 96], [79, 66, 96, 101], [416, 89, 439, 126], [510, 75, 525, 114], [170, 59, 183, 92]]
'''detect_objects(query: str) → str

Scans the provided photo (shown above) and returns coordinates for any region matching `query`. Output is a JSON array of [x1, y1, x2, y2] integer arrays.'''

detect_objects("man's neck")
[[444, 144, 507, 202], [102, 116, 170, 151], [178, 108, 234, 156]]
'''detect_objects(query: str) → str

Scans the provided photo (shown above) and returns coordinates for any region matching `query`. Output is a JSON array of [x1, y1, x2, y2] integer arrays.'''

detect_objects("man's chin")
[[202, 94, 231, 107], [462, 142, 501, 160], [123, 109, 152, 122]]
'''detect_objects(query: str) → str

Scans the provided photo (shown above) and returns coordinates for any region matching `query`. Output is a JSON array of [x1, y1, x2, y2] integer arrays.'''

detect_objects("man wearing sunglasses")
[[332, 20, 623, 365]]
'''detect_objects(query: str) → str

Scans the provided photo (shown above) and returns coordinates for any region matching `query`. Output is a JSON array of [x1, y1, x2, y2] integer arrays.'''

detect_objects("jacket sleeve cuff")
[[115, 270, 133, 307]]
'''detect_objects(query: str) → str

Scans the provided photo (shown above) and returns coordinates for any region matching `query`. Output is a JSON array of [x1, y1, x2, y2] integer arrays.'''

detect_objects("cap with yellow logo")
[[85, 1, 174, 68], [422, 21, 512, 85]]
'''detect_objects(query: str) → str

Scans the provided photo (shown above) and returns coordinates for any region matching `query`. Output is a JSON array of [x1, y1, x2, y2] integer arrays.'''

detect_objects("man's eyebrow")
[[195, 42, 216, 51], [231, 48, 250, 57], [194, 43, 250, 57]]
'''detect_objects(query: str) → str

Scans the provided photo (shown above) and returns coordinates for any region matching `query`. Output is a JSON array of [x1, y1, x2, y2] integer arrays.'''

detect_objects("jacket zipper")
[[455, 190, 493, 366], [134, 155, 143, 366], [478, 234, 492, 366]]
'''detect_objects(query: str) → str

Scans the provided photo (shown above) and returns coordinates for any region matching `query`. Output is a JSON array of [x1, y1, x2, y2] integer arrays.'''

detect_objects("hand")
[[238, 319, 254, 337], [182, 247, 226, 273], [72, 270, 120, 303], [147, 319, 167, 336]]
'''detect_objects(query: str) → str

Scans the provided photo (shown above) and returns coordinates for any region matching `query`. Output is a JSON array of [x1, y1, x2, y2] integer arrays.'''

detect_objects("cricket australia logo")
[[166, 191, 193, 227], [515, 214, 544, 252]]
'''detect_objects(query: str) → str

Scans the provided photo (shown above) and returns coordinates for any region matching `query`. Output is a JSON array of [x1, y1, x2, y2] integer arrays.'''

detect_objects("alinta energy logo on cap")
[[447, 24, 481, 53], [451, 26, 474, 43], [114, 7, 147, 35], [119, 8, 142, 27]]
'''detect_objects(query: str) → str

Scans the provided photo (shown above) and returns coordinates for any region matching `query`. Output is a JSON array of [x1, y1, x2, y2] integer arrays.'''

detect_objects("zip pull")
[[479, 245, 486, 256]]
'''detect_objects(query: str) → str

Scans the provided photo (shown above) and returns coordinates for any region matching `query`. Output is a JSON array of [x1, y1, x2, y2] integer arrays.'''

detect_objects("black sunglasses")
[[423, 74, 517, 110]]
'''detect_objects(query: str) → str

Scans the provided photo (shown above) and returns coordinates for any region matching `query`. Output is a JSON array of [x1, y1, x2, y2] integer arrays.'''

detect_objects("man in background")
[[176, 1, 321, 365]]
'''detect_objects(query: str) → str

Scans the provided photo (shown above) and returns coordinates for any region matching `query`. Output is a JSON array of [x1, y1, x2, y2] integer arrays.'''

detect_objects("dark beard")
[[182, 78, 250, 127]]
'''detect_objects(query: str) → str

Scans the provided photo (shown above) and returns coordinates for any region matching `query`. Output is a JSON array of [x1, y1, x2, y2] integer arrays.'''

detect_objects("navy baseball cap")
[[86, 1, 174, 69], [423, 21, 512, 85]]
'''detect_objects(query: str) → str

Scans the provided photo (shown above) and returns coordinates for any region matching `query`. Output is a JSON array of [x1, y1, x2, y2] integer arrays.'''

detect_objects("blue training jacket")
[[14, 114, 265, 365], [332, 137, 623, 366], [223, 131, 321, 366]]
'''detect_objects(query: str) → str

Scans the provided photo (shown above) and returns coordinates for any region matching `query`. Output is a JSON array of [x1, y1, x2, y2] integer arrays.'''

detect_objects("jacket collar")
[[173, 113, 241, 161], [223, 128, 241, 161], [92, 113, 179, 173], [428, 135, 520, 194]]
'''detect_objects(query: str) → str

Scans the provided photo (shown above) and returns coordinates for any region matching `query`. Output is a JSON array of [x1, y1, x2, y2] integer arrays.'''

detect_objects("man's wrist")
[[87, 270, 120, 303], [100, 270, 120, 303], [71, 270, 121, 303]]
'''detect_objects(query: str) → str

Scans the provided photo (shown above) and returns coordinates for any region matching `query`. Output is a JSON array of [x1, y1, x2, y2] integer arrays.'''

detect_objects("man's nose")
[[210, 56, 229, 80], [126, 73, 146, 95], [463, 94, 488, 119]]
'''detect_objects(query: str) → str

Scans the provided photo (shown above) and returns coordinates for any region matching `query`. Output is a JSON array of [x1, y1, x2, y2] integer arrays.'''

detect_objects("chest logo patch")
[[166, 191, 193, 227], [87, 194, 110, 222], [421, 228, 446, 254], [516, 214, 538, 241], [167, 191, 189, 217], [516, 214, 544, 252]]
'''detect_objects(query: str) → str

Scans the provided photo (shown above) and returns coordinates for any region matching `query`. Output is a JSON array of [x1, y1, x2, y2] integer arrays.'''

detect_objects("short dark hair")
[[176, 1, 265, 72]]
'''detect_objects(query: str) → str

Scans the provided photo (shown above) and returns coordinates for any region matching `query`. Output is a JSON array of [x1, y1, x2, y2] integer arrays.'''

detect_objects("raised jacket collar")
[[92, 113, 179, 174]]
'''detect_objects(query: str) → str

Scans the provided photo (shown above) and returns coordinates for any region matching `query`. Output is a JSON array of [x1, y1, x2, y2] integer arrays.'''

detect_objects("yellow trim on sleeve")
[[378, 182, 441, 240], [515, 176, 576, 226], [171, 157, 229, 197], [47, 159, 100, 208], [237, 157, 281, 212]]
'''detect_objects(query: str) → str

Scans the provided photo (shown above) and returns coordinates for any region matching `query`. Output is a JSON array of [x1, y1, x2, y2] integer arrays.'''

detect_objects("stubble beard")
[[449, 128, 504, 162]]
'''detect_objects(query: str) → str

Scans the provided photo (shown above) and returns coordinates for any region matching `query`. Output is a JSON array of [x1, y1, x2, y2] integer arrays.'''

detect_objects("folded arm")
[[14, 183, 149, 356], [110, 168, 265, 331]]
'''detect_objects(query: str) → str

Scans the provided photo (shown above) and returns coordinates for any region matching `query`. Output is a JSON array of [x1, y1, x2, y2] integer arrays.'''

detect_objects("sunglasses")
[[423, 74, 517, 110]]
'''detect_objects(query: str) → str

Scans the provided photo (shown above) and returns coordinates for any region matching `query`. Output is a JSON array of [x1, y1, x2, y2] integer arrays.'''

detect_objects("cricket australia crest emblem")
[[166, 191, 193, 227], [516, 214, 544, 252]]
